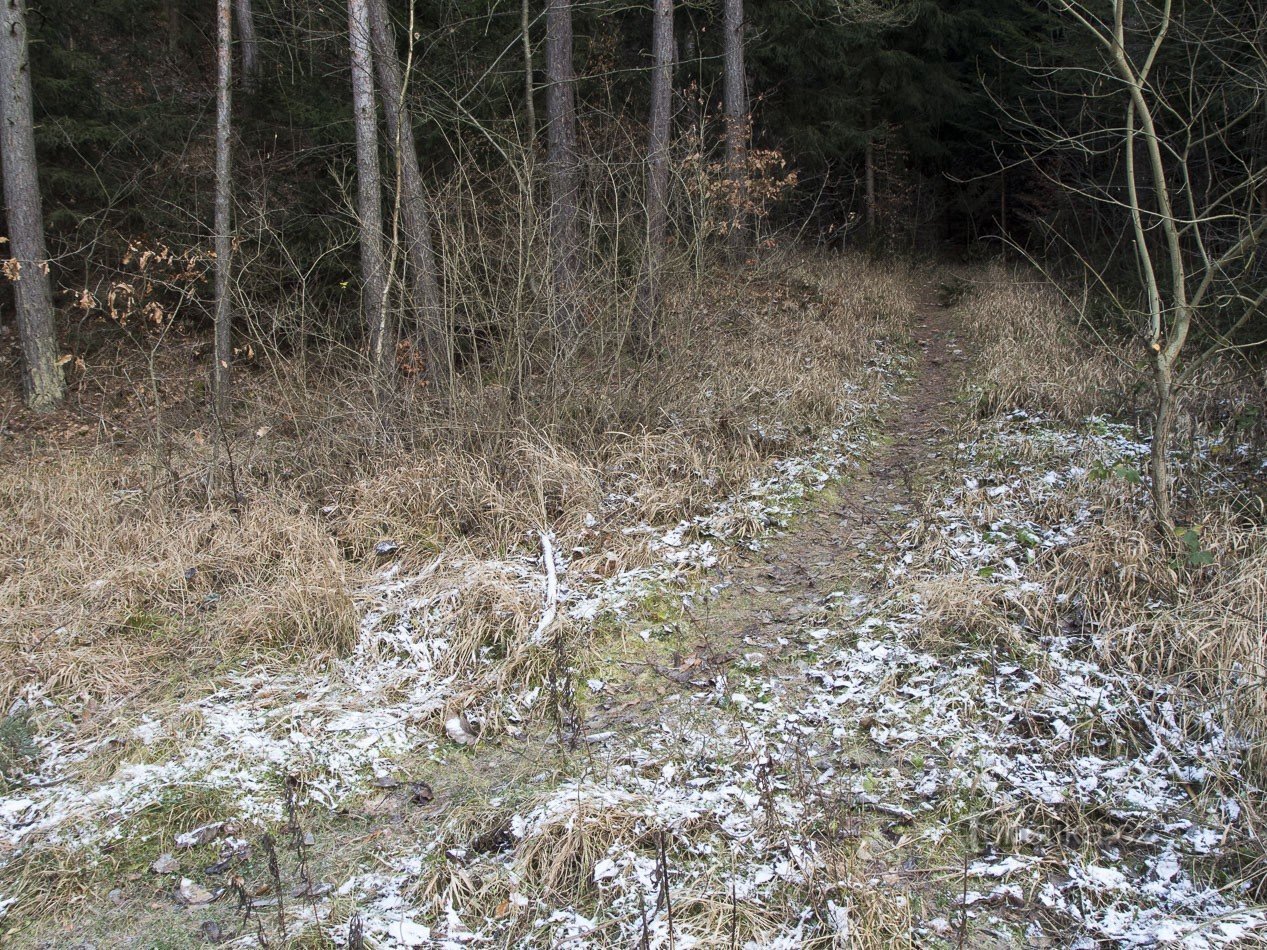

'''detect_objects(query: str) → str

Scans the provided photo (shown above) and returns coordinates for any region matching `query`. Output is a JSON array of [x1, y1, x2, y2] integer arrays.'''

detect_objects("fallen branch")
[[532, 530, 559, 645]]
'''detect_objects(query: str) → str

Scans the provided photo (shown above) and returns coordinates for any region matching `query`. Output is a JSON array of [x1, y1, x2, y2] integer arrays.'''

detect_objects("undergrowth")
[[950, 272, 1267, 780], [0, 251, 915, 736]]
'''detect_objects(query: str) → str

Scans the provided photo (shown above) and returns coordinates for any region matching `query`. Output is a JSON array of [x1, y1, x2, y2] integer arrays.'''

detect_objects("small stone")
[[178, 877, 216, 906], [199, 921, 225, 944], [176, 822, 223, 848], [107, 888, 126, 906], [409, 781, 434, 804], [151, 853, 180, 874]]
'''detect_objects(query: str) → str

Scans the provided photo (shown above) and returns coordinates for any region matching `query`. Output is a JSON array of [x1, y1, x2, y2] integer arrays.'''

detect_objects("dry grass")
[[1049, 493, 1267, 768], [951, 265, 1135, 422], [0, 252, 916, 739], [910, 575, 1031, 657], [0, 457, 355, 711], [947, 263, 1267, 774], [408, 774, 918, 948]]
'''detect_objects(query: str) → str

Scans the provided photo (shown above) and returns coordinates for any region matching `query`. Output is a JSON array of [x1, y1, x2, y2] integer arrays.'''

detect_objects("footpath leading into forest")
[[4, 279, 1265, 949], [339, 291, 1266, 948], [553, 290, 968, 752]]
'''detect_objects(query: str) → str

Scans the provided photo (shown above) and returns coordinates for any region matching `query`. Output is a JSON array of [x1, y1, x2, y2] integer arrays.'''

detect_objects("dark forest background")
[[25, 1, 1064, 315]]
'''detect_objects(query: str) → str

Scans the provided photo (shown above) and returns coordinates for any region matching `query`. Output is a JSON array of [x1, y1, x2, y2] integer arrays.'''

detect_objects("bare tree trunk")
[[545, 0, 579, 334], [1151, 360, 1176, 527], [864, 136, 876, 235], [1113, 15, 1187, 530], [212, 0, 233, 415], [863, 106, 876, 236], [165, 0, 182, 55], [348, 0, 391, 389], [0, 0, 63, 410], [721, 0, 748, 258], [234, 0, 260, 93], [366, 0, 449, 390], [634, 0, 673, 329], [998, 167, 1006, 237], [522, 0, 536, 142]]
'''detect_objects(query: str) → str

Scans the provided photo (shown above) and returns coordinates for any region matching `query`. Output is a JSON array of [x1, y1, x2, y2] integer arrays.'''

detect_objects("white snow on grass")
[[0, 376, 890, 920], [5, 371, 1264, 949], [339, 411, 1266, 948]]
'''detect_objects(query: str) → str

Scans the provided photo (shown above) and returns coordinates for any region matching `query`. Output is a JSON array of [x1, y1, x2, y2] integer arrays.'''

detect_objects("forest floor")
[[3, 264, 1266, 948]]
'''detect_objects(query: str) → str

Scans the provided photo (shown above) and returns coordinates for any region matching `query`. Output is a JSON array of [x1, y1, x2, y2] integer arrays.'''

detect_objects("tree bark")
[[1150, 361, 1176, 528], [521, 0, 536, 142], [0, 0, 64, 410], [998, 167, 1006, 237], [634, 0, 673, 329], [864, 135, 876, 235], [212, 0, 233, 415], [165, 0, 182, 55], [234, 0, 260, 93], [366, 0, 449, 389], [545, 0, 580, 333], [348, 0, 391, 388], [863, 106, 876, 236], [721, 0, 748, 258]]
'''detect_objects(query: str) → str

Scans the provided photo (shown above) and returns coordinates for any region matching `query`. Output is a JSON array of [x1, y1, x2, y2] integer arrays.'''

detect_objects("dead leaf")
[[150, 853, 180, 874], [444, 714, 479, 746], [177, 877, 216, 905]]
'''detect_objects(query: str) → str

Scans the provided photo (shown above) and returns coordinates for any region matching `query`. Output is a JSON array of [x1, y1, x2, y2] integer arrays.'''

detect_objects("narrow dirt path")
[[693, 292, 966, 647], [577, 289, 967, 731]]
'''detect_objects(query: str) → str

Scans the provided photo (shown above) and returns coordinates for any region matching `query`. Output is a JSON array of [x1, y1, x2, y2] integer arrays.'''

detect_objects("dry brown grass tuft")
[[954, 265, 1136, 422], [1049, 494, 1267, 767], [410, 784, 792, 946], [911, 575, 1031, 657], [0, 456, 355, 710]]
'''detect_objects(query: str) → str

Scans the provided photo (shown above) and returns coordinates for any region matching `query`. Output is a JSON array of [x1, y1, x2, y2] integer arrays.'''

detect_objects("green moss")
[[122, 610, 183, 642]]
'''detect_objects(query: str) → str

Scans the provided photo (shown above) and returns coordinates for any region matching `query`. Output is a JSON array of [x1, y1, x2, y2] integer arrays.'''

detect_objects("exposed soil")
[[575, 290, 968, 737], [696, 292, 967, 642]]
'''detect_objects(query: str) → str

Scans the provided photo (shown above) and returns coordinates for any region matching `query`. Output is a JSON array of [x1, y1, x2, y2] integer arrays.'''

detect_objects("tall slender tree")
[[545, 0, 580, 333], [164, 0, 182, 54], [722, 0, 748, 257], [863, 107, 876, 233], [521, 0, 536, 141], [0, 0, 64, 410], [234, 0, 260, 93], [212, 0, 234, 414], [348, 0, 391, 388], [635, 0, 674, 328], [366, 0, 449, 389]]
